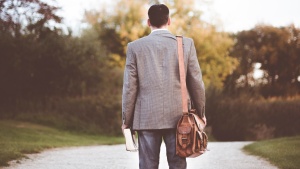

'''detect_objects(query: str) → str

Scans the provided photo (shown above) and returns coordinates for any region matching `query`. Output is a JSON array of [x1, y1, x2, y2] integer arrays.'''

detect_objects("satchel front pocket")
[[177, 126, 192, 148]]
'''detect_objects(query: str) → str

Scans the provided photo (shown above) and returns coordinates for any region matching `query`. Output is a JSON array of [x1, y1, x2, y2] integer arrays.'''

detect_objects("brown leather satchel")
[[176, 36, 208, 158]]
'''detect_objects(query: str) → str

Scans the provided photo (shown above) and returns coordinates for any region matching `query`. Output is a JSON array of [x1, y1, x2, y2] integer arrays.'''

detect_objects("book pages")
[[123, 129, 138, 152]]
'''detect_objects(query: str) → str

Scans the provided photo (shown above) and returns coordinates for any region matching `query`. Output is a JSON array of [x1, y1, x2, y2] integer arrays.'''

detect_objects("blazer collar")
[[149, 30, 176, 40]]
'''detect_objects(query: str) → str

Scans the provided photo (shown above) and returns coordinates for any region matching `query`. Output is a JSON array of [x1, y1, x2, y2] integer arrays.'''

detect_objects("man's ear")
[[167, 17, 171, 25], [147, 19, 151, 27]]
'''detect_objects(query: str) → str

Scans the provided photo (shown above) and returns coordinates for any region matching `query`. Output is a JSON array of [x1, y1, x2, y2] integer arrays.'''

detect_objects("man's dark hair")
[[148, 4, 169, 28]]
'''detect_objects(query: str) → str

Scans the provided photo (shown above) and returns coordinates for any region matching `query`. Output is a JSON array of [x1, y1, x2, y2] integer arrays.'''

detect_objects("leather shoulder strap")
[[176, 36, 188, 113]]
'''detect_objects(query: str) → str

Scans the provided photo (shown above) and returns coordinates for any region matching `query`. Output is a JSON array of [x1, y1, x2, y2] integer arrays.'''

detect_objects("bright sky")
[[204, 0, 300, 32], [57, 0, 300, 34]]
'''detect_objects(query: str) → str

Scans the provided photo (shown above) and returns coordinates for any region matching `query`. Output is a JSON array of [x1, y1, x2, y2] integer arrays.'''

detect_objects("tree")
[[0, 0, 63, 100], [228, 25, 300, 96], [84, 0, 149, 67], [0, 0, 123, 135], [85, 0, 238, 89], [0, 0, 62, 36], [160, 0, 238, 89], [0, 0, 113, 99]]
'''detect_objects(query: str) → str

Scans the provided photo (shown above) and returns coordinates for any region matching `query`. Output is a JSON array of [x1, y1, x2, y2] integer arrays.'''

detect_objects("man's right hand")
[[201, 116, 207, 127], [121, 124, 129, 133]]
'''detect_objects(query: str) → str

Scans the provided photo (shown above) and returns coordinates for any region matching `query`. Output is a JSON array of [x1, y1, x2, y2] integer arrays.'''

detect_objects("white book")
[[123, 128, 138, 152]]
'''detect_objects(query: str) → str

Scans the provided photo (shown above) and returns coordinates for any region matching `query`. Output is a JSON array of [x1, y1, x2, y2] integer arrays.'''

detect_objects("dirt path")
[[2, 142, 278, 169]]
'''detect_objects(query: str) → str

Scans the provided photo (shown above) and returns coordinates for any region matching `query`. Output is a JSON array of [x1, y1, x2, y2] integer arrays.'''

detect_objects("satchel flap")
[[191, 113, 205, 131], [178, 126, 192, 134]]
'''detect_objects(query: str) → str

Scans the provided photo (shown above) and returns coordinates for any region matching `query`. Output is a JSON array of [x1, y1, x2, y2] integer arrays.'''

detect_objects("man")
[[122, 4, 206, 169]]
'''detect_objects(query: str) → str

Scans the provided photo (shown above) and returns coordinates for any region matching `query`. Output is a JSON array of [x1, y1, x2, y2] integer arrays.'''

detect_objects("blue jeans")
[[137, 129, 187, 169]]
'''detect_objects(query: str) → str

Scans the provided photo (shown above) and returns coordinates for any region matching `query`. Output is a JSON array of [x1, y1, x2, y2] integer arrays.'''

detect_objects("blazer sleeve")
[[122, 43, 138, 126], [186, 39, 206, 118]]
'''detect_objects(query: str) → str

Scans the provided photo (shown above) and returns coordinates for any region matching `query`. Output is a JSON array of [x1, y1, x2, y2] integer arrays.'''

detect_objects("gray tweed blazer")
[[122, 30, 205, 130]]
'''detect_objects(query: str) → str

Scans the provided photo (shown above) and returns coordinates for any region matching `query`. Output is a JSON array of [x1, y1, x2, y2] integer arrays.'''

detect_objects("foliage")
[[1, 0, 299, 142], [84, 0, 149, 67], [0, 29, 111, 99], [5, 94, 123, 135], [84, 0, 238, 89], [0, 120, 124, 166], [227, 25, 300, 96], [0, 0, 124, 136], [0, 0, 62, 36], [206, 91, 300, 141], [244, 136, 300, 169], [161, 0, 238, 89]]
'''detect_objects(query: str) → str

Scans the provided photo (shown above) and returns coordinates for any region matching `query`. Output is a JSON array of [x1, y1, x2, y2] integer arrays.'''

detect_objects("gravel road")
[[2, 142, 278, 169]]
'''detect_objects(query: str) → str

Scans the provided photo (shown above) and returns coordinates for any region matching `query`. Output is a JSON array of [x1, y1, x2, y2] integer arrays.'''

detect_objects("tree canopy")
[[227, 24, 300, 96], [0, 0, 115, 100], [0, 0, 62, 36], [84, 0, 238, 89]]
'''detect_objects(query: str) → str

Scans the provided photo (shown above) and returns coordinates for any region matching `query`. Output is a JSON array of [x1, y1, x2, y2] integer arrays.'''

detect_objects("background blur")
[[0, 0, 299, 141]]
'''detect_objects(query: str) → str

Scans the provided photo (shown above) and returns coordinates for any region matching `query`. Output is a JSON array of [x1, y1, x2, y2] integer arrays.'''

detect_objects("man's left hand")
[[202, 116, 207, 127]]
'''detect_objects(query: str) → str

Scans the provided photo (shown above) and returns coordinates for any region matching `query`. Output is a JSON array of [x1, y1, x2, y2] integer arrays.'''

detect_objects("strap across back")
[[176, 36, 188, 114]]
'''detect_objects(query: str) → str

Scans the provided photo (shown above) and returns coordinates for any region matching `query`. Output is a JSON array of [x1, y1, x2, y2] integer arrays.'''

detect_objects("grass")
[[243, 136, 300, 169], [0, 120, 124, 166]]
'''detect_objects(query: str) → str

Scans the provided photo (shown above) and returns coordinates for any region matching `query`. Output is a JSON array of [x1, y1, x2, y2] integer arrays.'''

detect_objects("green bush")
[[207, 92, 300, 141], [1, 94, 122, 135], [0, 28, 124, 135]]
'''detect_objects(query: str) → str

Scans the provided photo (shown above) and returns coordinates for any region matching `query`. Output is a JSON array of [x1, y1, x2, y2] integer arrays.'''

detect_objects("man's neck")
[[150, 25, 168, 32]]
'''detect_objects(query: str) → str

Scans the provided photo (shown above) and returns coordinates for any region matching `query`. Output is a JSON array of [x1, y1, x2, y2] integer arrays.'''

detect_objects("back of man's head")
[[148, 4, 169, 28]]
